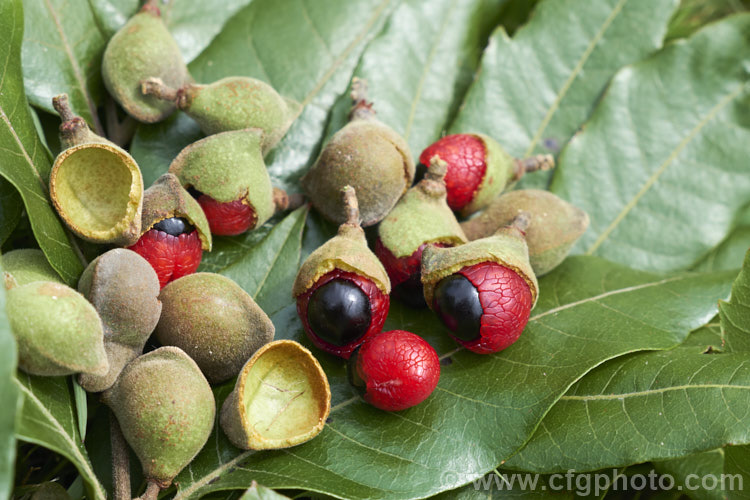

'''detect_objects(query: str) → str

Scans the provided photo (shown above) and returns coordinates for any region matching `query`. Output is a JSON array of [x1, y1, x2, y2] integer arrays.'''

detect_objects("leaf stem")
[[110, 413, 131, 500]]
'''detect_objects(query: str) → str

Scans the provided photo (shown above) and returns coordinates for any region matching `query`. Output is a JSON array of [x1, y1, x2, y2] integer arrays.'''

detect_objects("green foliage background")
[[2, 0, 750, 498]]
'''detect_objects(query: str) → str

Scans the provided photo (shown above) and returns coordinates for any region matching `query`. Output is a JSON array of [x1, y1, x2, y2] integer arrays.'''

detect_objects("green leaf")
[[220, 207, 307, 316], [0, 179, 22, 246], [21, 0, 106, 133], [0, 0, 84, 286], [170, 256, 732, 499], [433, 471, 575, 500], [550, 15, 750, 272], [323, 0, 491, 156], [681, 321, 724, 353], [0, 260, 18, 500], [725, 445, 750, 499], [654, 449, 726, 500], [72, 379, 88, 441], [88, 0, 254, 63], [15, 375, 106, 500], [451, 0, 678, 189], [131, 0, 398, 192], [504, 348, 750, 472], [719, 250, 750, 352]]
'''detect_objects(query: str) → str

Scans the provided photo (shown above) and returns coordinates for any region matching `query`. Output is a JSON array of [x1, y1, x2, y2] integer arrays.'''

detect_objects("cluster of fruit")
[[2, 0, 591, 496], [294, 78, 590, 412]]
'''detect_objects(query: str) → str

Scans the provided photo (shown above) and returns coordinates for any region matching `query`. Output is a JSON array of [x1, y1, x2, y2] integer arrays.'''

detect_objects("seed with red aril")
[[374, 240, 448, 308], [347, 330, 440, 411], [296, 269, 389, 359], [419, 134, 486, 212], [196, 194, 255, 236], [432, 261, 532, 354], [127, 217, 202, 288]]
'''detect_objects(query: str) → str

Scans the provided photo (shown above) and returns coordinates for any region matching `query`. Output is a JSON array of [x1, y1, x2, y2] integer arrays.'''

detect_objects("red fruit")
[[296, 269, 389, 359], [348, 330, 440, 411], [197, 194, 255, 236], [419, 134, 486, 212], [128, 227, 202, 288], [432, 261, 532, 354], [374, 239, 448, 308]]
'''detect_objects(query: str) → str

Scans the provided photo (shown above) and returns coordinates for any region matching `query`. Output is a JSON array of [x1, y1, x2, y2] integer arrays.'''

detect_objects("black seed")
[[433, 274, 482, 342], [393, 274, 427, 308], [440, 356, 453, 366], [307, 278, 371, 346], [153, 217, 194, 236], [346, 346, 367, 397]]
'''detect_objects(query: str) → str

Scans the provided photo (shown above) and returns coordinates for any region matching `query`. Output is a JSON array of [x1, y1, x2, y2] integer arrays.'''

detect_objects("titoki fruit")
[[102, 347, 214, 493], [102, 0, 190, 123], [347, 330, 440, 411], [375, 156, 467, 307], [460, 189, 590, 276], [421, 213, 539, 354], [141, 76, 300, 153], [419, 134, 555, 216], [77, 249, 162, 392], [302, 78, 415, 226], [293, 186, 391, 358], [169, 129, 295, 236], [1, 249, 62, 287], [128, 174, 211, 288], [50, 95, 143, 246]]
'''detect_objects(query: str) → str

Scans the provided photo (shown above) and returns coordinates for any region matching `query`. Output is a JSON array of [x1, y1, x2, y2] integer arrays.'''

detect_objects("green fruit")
[[422, 213, 538, 308], [1, 249, 62, 288], [155, 273, 275, 384], [139, 173, 212, 250], [301, 78, 415, 226], [220, 340, 331, 450], [141, 76, 300, 153], [77, 249, 162, 392], [293, 186, 390, 298], [103, 347, 215, 489], [30, 482, 71, 500], [378, 156, 466, 259], [169, 129, 287, 231], [7, 281, 107, 377], [51, 95, 143, 246], [102, 1, 190, 123], [461, 189, 590, 276]]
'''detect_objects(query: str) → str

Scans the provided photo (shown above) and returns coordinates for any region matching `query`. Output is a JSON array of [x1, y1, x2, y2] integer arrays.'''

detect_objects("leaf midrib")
[[561, 382, 750, 401]]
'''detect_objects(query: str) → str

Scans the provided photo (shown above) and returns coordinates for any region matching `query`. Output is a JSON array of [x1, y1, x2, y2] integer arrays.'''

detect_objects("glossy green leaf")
[[654, 450, 726, 500], [171, 256, 732, 499], [451, 0, 678, 189], [0, 260, 18, 500], [551, 15, 750, 272], [220, 207, 307, 316], [15, 375, 105, 500], [88, 0, 254, 63], [504, 348, 750, 472], [433, 471, 575, 500], [725, 445, 750, 499], [0, 179, 22, 246], [681, 321, 724, 353], [0, 0, 84, 286], [323, 0, 490, 157], [131, 0, 397, 192], [719, 250, 750, 353], [21, 0, 106, 133]]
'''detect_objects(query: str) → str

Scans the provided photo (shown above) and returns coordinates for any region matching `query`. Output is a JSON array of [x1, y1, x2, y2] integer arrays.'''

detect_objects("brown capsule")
[[460, 189, 589, 276], [155, 272, 275, 384], [301, 78, 415, 226], [77, 249, 162, 392]]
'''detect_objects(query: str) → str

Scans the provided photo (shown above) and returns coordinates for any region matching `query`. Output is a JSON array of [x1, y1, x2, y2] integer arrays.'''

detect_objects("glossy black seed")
[[307, 278, 371, 346], [346, 346, 367, 397], [433, 274, 482, 341], [153, 217, 194, 236], [393, 274, 427, 308]]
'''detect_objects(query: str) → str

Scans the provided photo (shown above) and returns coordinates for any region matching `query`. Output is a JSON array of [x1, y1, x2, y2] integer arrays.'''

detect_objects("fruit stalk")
[[513, 154, 555, 180], [140, 77, 180, 103], [110, 413, 131, 500], [349, 77, 375, 121], [137, 482, 160, 500]]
